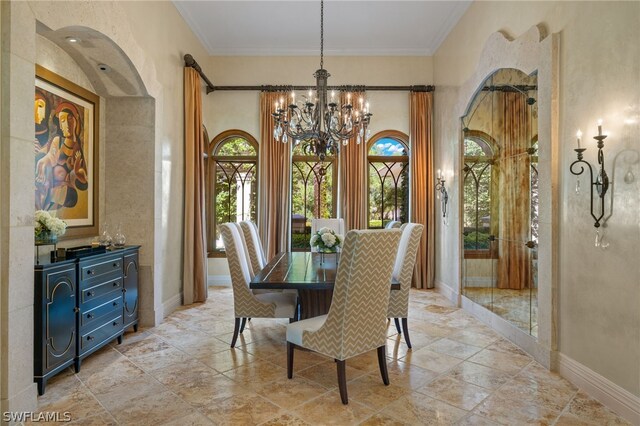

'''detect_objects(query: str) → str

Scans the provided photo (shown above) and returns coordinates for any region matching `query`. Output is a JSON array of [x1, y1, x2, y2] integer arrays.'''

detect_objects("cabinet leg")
[[36, 379, 46, 396], [117, 334, 123, 345], [74, 358, 81, 373], [133, 323, 139, 332]]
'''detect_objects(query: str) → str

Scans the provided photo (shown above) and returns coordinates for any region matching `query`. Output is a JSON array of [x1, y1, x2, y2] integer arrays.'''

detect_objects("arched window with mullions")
[[290, 140, 337, 251], [206, 130, 258, 255], [367, 131, 409, 229]]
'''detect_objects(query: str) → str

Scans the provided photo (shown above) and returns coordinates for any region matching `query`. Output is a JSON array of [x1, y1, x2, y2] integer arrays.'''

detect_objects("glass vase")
[[113, 224, 126, 248], [99, 223, 112, 247], [35, 231, 57, 245]]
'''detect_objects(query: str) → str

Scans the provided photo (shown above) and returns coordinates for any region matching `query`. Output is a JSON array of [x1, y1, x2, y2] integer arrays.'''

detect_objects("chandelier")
[[272, 0, 372, 160]]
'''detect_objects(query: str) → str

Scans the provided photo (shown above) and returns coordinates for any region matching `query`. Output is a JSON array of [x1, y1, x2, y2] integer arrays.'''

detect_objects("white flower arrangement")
[[35, 210, 67, 239], [310, 227, 343, 252]]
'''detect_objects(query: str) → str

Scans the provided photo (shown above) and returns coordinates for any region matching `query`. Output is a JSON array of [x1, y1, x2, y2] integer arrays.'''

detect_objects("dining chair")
[[388, 223, 424, 349], [385, 220, 402, 229], [310, 218, 345, 252], [239, 221, 267, 274], [220, 223, 297, 348], [286, 229, 401, 404]]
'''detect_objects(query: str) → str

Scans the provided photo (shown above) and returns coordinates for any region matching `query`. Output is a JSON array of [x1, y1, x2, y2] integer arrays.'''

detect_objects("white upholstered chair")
[[220, 223, 297, 347], [385, 220, 402, 229], [388, 223, 424, 348], [310, 218, 345, 252], [286, 229, 401, 404]]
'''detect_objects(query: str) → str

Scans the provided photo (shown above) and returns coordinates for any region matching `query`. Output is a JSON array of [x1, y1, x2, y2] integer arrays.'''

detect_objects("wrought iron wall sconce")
[[570, 120, 611, 247], [435, 169, 448, 219]]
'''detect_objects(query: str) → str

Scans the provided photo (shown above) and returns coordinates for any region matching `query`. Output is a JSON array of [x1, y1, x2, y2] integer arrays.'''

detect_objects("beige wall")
[[205, 56, 432, 277], [434, 1, 640, 396], [0, 0, 210, 411]]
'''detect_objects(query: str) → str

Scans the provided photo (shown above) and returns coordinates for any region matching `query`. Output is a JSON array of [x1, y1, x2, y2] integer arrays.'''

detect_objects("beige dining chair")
[[286, 229, 401, 404], [220, 223, 297, 348], [385, 220, 402, 229], [310, 218, 345, 252], [388, 223, 424, 348], [239, 221, 267, 274]]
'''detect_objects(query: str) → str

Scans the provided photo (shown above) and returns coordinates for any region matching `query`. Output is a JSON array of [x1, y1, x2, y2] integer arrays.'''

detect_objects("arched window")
[[462, 132, 496, 255], [290, 141, 337, 251], [367, 131, 409, 229], [206, 130, 258, 255]]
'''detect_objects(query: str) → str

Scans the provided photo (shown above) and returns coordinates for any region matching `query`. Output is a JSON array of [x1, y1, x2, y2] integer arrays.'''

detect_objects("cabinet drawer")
[[80, 314, 123, 354], [80, 295, 122, 330], [80, 278, 123, 307], [80, 256, 123, 281]]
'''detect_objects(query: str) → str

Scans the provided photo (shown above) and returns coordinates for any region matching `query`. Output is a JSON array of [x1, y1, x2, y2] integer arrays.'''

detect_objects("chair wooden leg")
[[230, 318, 241, 348], [240, 318, 247, 334], [287, 342, 295, 379], [401, 318, 412, 349], [336, 360, 348, 404], [393, 318, 401, 334], [377, 345, 390, 386]]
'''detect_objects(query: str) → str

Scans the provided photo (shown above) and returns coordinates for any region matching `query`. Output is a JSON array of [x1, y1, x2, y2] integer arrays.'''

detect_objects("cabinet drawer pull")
[[87, 335, 94, 341], [73, 307, 80, 313], [113, 301, 119, 307], [87, 313, 93, 319], [87, 291, 94, 297], [112, 321, 119, 326], [113, 282, 119, 287], [113, 262, 120, 268], [87, 269, 94, 275]]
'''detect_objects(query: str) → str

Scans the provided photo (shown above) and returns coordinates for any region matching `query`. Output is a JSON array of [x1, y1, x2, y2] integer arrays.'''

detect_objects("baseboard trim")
[[208, 274, 231, 287], [434, 279, 459, 306], [557, 353, 640, 424], [161, 292, 183, 319]]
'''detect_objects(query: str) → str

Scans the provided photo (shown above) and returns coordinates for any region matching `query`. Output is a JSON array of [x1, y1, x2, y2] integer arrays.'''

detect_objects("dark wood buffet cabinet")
[[34, 246, 140, 395]]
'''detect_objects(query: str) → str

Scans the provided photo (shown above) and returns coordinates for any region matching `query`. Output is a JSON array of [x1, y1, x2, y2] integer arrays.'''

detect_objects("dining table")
[[250, 251, 400, 320]]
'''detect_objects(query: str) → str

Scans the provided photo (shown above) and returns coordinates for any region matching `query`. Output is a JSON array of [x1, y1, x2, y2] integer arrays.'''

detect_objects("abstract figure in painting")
[[35, 100, 88, 211]]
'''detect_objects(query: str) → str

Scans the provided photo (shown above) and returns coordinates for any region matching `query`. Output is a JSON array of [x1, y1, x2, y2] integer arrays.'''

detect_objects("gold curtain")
[[497, 92, 532, 290], [339, 91, 367, 231], [183, 68, 208, 304], [258, 91, 291, 260], [409, 91, 435, 289]]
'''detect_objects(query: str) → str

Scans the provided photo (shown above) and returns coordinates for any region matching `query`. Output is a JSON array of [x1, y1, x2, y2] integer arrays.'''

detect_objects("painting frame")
[[35, 64, 100, 240]]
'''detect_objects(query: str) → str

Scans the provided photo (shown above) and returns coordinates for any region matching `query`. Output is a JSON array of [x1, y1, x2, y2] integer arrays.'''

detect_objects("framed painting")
[[35, 65, 100, 239]]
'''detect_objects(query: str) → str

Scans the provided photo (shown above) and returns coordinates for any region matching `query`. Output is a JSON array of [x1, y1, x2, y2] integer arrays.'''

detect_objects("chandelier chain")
[[320, 0, 324, 69]]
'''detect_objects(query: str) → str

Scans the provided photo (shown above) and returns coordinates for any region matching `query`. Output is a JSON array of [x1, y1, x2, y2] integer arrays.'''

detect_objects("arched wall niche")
[[34, 22, 159, 328], [454, 25, 559, 368]]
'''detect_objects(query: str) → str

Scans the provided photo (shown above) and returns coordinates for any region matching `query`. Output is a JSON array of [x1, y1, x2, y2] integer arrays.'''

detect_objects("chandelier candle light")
[[272, 0, 372, 160]]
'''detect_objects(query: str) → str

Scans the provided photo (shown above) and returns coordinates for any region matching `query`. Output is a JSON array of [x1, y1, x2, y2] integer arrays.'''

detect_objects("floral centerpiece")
[[310, 227, 343, 253], [35, 210, 67, 244]]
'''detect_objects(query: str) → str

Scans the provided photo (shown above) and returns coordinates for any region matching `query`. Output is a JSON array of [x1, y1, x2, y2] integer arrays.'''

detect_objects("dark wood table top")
[[250, 251, 400, 290]]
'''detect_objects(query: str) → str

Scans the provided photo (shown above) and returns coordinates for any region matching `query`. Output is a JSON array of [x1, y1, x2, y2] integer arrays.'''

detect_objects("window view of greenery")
[[213, 137, 258, 252], [368, 138, 409, 229], [463, 138, 493, 250], [290, 146, 335, 251]]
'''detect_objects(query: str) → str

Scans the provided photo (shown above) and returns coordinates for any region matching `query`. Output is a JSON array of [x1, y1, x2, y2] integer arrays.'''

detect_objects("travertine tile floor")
[[33, 287, 630, 425]]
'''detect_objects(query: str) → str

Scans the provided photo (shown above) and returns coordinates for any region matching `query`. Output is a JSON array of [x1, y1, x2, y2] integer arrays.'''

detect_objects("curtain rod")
[[184, 54, 215, 94], [183, 54, 434, 94]]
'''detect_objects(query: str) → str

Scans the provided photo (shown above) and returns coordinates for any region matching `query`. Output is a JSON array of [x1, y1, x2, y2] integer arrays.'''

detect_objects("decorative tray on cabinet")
[[64, 245, 107, 259]]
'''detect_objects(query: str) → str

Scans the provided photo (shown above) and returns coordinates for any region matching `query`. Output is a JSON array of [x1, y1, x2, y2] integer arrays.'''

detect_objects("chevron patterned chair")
[[239, 221, 267, 274], [286, 229, 401, 404], [388, 223, 424, 349], [220, 223, 297, 348]]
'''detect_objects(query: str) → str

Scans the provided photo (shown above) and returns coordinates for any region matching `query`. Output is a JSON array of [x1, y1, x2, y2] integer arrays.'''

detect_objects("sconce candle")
[[597, 119, 603, 136], [576, 130, 582, 149]]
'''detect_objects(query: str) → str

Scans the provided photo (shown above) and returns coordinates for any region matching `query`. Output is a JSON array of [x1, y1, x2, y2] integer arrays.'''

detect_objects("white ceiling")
[[173, 1, 471, 56]]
